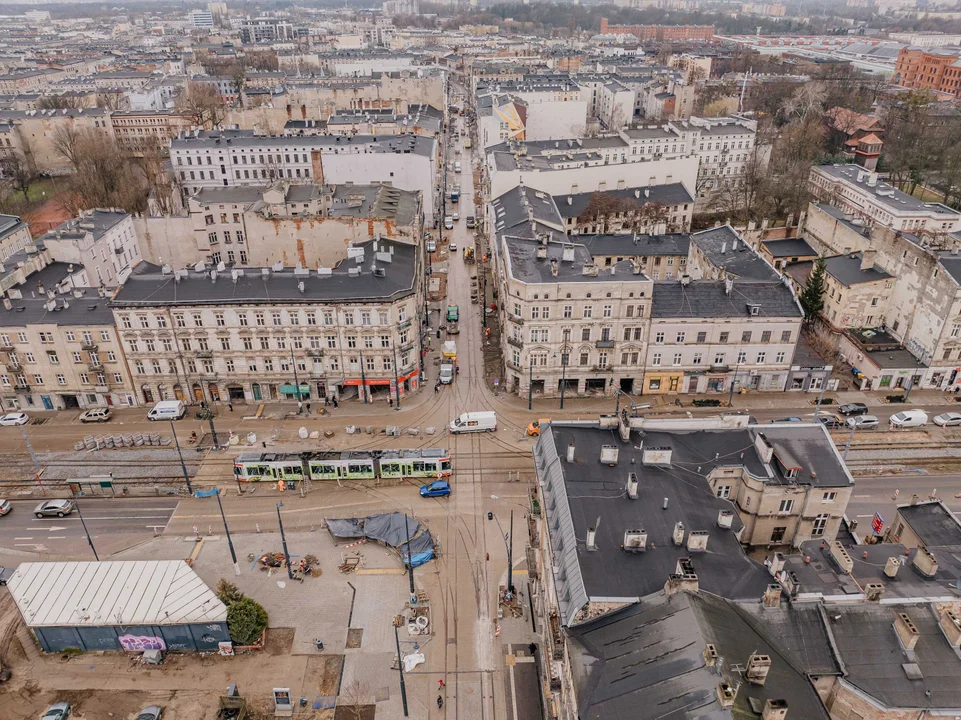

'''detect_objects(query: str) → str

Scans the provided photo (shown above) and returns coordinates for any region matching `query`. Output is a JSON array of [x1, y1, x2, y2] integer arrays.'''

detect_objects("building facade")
[[38, 210, 143, 287]]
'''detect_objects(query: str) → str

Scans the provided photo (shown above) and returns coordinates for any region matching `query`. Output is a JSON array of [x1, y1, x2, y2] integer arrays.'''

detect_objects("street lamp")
[[170, 420, 193, 495], [489, 510, 515, 596], [75, 502, 99, 561], [276, 502, 293, 580], [528, 356, 534, 411], [728, 348, 743, 407], [215, 489, 241, 576]]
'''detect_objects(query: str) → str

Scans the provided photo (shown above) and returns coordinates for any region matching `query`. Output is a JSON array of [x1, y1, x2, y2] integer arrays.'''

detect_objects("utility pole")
[[559, 329, 570, 410], [404, 512, 415, 600], [216, 489, 241, 576], [728, 349, 743, 407], [290, 348, 303, 403], [508, 509, 514, 595], [359, 347, 368, 404], [813, 379, 827, 420], [170, 420, 193, 494], [392, 342, 401, 410], [75, 502, 99, 561], [19, 423, 44, 495], [198, 380, 220, 450], [393, 622, 409, 717], [843, 424, 856, 462], [276, 502, 293, 580]]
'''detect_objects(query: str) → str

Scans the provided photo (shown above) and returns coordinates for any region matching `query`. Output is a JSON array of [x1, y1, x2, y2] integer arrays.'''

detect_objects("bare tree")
[[0, 151, 34, 200], [55, 129, 149, 215], [52, 124, 83, 167], [96, 92, 127, 111], [140, 138, 180, 216], [37, 94, 87, 110], [175, 82, 227, 129], [339, 679, 372, 720]]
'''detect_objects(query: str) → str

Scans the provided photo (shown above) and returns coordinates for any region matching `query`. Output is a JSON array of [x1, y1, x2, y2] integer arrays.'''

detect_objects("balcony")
[[397, 318, 412, 331], [94, 385, 110, 393], [507, 336, 524, 349], [710, 364, 730, 373], [306, 349, 324, 358], [196, 351, 213, 359], [595, 340, 615, 349], [4, 363, 20, 373], [88, 362, 105, 372], [508, 315, 524, 326], [14, 384, 29, 392], [506, 360, 522, 372], [81, 341, 98, 351], [0, 344, 14, 353]]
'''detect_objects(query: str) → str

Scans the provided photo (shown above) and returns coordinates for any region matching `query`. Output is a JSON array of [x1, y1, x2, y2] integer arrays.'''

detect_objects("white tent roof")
[[7, 560, 228, 628]]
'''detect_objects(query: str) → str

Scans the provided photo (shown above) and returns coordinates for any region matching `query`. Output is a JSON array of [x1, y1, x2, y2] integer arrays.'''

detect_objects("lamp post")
[[404, 512, 415, 599], [528, 355, 534, 411], [559, 329, 570, 411], [19, 423, 44, 495], [392, 342, 401, 410], [170, 420, 193, 495], [393, 622, 410, 717], [728, 348, 743, 407], [75, 502, 99, 561], [490, 510, 515, 596], [276, 502, 293, 580], [359, 347, 368, 404], [289, 348, 304, 403], [198, 379, 220, 450], [216, 489, 241, 576]]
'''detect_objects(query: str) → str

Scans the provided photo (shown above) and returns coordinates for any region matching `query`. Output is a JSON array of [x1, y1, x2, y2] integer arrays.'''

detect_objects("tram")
[[232, 448, 452, 483]]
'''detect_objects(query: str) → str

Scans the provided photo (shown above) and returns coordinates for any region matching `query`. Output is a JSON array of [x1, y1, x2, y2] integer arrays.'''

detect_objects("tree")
[[52, 124, 83, 168], [215, 578, 245, 606], [799, 257, 827, 322], [55, 129, 149, 215], [175, 82, 227, 129], [226, 596, 269, 646], [37, 94, 86, 110], [0, 151, 33, 200], [630, 201, 671, 233]]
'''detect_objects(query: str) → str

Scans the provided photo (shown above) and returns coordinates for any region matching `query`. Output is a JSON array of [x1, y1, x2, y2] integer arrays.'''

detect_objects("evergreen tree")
[[799, 256, 827, 322]]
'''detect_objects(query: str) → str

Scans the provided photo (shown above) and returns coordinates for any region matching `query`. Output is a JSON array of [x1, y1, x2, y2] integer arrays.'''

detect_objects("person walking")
[[333, 396, 338, 408], [297, 400, 303, 414], [306, 401, 311, 414], [227, 401, 233, 412], [324, 395, 330, 407]]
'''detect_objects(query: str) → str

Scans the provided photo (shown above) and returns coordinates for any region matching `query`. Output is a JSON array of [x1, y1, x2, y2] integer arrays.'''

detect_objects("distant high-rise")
[[188, 9, 214, 29]]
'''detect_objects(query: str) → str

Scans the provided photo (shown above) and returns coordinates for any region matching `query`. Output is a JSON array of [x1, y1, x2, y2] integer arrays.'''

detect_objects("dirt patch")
[[333, 705, 375, 720], [306, 654, 344, 696], [264, 627, 295, 656], [345, 628, 363, 649], [22, 196, 73, 238]]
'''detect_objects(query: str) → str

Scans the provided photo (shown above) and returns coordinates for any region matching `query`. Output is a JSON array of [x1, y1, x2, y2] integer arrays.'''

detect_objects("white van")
[[450, 411, 496, 433], [147, 400, 187, 421], [454, 162, 462, 174], [889, 409, 928, 428]]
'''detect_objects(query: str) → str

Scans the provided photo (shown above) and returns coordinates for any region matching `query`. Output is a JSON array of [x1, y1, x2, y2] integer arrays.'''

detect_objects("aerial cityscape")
[[2, 0, 961, 717]]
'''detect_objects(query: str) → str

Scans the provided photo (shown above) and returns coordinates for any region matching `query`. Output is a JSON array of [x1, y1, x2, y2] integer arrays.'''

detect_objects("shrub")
[[226, 597, 269, 646], [216, 578, 245, 607], [886, 395, 907, 403]]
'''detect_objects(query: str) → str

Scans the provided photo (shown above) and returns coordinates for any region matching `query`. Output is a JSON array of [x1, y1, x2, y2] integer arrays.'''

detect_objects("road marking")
[[47, 536, 65, 539], [14, 543, 35, 547], [46, 526, 66, 531], [14, 536, 32, 540], [854, 494, 871, 498]]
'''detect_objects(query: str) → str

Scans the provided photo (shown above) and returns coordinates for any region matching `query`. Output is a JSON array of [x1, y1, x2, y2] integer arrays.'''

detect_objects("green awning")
[[280, 384, 310, 395]]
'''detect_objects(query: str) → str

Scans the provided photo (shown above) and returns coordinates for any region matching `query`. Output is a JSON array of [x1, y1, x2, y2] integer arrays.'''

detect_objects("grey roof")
[[0, 287, 113, 327], [171, 132, 436, 158], [492, 185, 564, 234], [551, 183, 694, 219], [736, 603, 841, 676], [824, 253, 892, 286], [812, 202, 871, 239], [112, 239, 416, 307], [865, 347, 927, 370], [897, 501, 961, 547], [193, 186, 265, 206], [37, 210, 129, 244], [829, 603, 961, 710], [576, 232, 690, 257], [761, 238, 817, 258], [502, 236, 650, 285], [567, 592, 730, 720], [692, 225, 780, 281], [815, 165, 961, 218], [330, 185, 419, 226], [0, 214, 27, 240], [538, 423, 780, 622], [937, 255, 961, 287], [652, 281, 802, 319]]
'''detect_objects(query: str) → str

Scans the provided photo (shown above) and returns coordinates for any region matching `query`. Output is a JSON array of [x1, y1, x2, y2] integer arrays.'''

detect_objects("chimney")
[[746, 653, 772, 686], [634, 188, 640, 199], [672, 521, 686, 546], [939, 609, 961, 647], [864, 583, 884, 602], [894, 612, 920, 650], [912, 547, 938, 578], [762, 699, 789, 720], [1, 298, 10, 311], [599, 445, 619, 466], [724, 277, 734, 296], [644, 187, 650, 198], [860, 249, 877, 272], [716, 684, 736, 708], [884, 556, 901, 578], [586, 524, 598, 551], [703, 644, 719, 667], [867, 172, 878, 187], [763, 584, 782, 608], [567, 195, 572, 205], [562, 245, 575, 263], [721, 241, 727, 254], [664, 570, 698, 597], [686, 531, 709, 553], [769, 552, 785, 577], [622, 529, 647, 552], [717, 510, 734, 529], [626, 472, 638, 499], [566, 443, 575, 463], [829, 541, 854, 574], [754, 432, 774, 463]]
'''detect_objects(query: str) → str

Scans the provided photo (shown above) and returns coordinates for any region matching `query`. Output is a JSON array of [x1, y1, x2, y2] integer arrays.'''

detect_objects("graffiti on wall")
[[118, 634, 166, 651]]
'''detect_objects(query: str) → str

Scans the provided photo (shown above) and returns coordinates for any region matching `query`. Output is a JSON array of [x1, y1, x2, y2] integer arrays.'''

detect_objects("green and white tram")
[[233, 448, 452, 483]]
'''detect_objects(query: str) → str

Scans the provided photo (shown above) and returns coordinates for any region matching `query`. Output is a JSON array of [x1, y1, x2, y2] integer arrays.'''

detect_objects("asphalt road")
[[845, 473, 961, 535], [0, 498, 179, 555]]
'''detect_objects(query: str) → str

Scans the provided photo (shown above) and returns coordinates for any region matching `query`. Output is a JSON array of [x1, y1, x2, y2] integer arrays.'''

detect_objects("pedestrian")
[[333, 397, 338, 408], [388, 396, 393, 407], [297, 400, 303, 414], [306, 401, 311, 414], [324, 395, 330, 406], [227, 401, 233, 412], [438, 679, 446, 689], [434, 383, 439, 394]]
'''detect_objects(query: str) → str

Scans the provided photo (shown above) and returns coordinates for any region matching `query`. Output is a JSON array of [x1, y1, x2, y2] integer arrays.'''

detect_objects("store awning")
[[280, 384, 310, 394]]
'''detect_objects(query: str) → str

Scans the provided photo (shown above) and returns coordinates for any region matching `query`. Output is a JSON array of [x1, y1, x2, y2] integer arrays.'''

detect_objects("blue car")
[[420, 480, 451, 498]]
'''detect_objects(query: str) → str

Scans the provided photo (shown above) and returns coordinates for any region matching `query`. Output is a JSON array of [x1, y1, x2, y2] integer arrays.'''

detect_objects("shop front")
[[345, 370, 420, 403], [644, 372, 683, 394], [279, 383, 310, 401]]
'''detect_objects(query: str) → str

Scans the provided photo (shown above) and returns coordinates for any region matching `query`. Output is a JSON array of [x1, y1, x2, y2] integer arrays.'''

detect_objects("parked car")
[[135, 707, 163, 720], [890, 409, 928, 429], [0, 567, 13, 585], [0, 499, 11, 516], [41, 703, 71, 720], [0, 412, 28, 426], [420, 480, 451, 498], [817, 415, 843, 430], [466, 216, 476, 228], [846, 415, 879, 430], [34, 499, 74, 518], [772, 417, 803, 423], [449, 242, 457, 252], [452, 212, 460, 221], [934, 412, 961, 427], [838, 403, 869, 416], [79, 408, 111, 423]]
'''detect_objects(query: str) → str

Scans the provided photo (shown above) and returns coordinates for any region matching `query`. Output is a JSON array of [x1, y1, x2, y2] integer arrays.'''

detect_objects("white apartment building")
[[37, 210, 143, 287], [188, 9, 214, 28], [170, 130, 437, 218], [688, 116, 765, 196], [0, 214, 33, 262], [110, 238, 423, 406], [809, 165, 961, 234], [476, 78, 589, 141]]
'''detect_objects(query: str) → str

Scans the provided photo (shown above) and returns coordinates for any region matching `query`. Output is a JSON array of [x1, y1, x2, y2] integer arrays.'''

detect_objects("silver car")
[[845, 414, 879, 430], [934, 412, 961, 427], [136, 707, 163, 720], [34, 499, 75, 518], [41, 702, 70, 720]]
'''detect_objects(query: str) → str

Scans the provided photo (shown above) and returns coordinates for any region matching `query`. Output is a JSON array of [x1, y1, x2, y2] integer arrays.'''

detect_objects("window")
[[672, 353, 682, 365], [812, 514, 828, 537], [761, 330, 771, 343], [307, 312, 317, 326], [220, 338, 230, 351], [652, 353, 661, 366], [696, 331, 707, 343], [781, 330, 792, 343], [692, 353, 703, 365], [344, 311, 354, 326], [583, 306, 593, 319], [775, 352, 785, 363], [676, 332, 685, 344], [714, 353, 725, 365], [563, 305, 572, 319], [120, 316, 132, 329], [579, 353, 589, 366], [822, 492, 837, 503], [741, 331, 752, 343], [215, 313, 225, 327], [716, 485, 731, 499], [719, 332, 729, 343], [238, 312, 248, 326], [598, 352, 608, 368], [531, 306, 540, 320], [770, 527, 786, 543], [47, 351, 59, 365], [581, 328, 591, 342], [603, 305, 612, 318], [56, 374, 66, 385], [738, 350, 747, 363], [255, 312, 266, 326], [778, 499, 794, 514], [272, 312, 282, 326], [757, 352, 766, 364], [649, 378, 661, 390], [655, 332, 664, 344], [192, 314, 203, 327]]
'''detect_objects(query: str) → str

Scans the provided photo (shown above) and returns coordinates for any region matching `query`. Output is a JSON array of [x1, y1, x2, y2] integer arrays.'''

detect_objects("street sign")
[[872, 512, 884, 534]]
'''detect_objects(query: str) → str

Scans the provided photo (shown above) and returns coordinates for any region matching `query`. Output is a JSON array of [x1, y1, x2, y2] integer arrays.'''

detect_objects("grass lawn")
[[910, 185, 945, 203], [0, 176, 62, 213]]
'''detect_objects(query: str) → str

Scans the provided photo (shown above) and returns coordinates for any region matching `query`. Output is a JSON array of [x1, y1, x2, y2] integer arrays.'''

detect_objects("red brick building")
[[893, 46, 961, 97], [599, 18, 714, 42]]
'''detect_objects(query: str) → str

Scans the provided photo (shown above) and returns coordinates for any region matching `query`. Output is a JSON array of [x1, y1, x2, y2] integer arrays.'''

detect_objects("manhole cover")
[[346, 628, 364, 649]]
